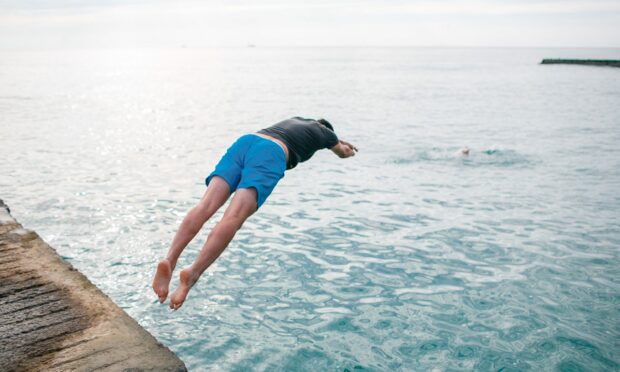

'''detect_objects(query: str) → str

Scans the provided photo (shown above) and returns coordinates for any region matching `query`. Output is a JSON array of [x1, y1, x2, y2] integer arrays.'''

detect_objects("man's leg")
[[169, 187, 258, 310], [152, 177, 231, 303]]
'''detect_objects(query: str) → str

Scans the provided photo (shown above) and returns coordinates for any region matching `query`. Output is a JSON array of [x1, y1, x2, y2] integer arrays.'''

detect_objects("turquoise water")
[[1, 47, 619, 371]]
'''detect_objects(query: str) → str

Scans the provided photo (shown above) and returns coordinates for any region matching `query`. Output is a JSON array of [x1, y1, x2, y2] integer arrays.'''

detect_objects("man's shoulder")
[[270, 117, 320, 131]]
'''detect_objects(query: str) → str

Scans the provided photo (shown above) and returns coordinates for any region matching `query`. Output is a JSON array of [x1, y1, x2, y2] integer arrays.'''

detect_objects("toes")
[[169, 294, 179, 309], [154, 287, 168, 303]]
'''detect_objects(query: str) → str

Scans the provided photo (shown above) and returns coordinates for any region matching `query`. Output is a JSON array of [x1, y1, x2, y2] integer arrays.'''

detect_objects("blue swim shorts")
[[206, 134, 286, 208]]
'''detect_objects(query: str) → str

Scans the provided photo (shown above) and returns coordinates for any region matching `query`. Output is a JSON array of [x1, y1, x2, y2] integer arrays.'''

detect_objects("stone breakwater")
[[0, 199, 186, 371], [541, 58, 620, 67]]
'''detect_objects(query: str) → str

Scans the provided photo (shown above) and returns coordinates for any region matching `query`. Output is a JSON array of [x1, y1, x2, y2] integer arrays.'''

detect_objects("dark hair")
[[317, 118, 334, 132]]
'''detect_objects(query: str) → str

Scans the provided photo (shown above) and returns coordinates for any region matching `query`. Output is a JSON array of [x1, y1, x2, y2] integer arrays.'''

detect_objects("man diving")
[[152, 117, 358, 310]]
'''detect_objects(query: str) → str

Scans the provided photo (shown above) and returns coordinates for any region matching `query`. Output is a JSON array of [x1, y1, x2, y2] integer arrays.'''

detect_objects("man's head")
[[317, 118, 334, 132]]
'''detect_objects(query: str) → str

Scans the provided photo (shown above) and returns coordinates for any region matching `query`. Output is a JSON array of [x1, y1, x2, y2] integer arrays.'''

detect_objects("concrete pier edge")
[[0, 199, 187, 371]]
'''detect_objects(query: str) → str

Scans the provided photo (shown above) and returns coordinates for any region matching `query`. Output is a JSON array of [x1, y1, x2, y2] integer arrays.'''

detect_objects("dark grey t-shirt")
[[258, 117, 339, 169]]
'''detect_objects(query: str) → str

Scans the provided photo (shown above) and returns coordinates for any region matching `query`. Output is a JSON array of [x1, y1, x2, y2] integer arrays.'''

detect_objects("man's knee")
[[226, 188, 258, 217], [184, 207, 206, 234], [209, 216, 244, 241], [221, 214, 246, 231], [194, 194, 226, 220], [193, 201, 213, 221]]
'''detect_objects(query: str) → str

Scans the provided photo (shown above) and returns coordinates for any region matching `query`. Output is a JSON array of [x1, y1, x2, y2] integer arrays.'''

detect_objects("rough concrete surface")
[[0, 200, 187, 372]]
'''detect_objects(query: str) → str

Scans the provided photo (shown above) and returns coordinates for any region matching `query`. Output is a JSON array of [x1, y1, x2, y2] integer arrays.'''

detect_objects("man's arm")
[[331, 140, 358, 158]]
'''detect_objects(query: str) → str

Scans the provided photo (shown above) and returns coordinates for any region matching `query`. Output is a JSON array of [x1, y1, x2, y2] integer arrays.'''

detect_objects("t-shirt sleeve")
[[321, 126, 339, 148]]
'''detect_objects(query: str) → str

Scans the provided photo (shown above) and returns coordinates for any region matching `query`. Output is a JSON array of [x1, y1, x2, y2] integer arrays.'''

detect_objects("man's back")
[[258, 117, 339, 169]]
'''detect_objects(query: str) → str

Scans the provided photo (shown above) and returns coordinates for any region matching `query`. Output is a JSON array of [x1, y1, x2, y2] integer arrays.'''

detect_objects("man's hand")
[[331, 140, 358, 158]]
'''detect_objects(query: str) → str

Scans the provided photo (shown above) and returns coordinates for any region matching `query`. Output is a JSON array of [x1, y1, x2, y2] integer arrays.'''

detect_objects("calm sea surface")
[[1, 47, 619, 371]]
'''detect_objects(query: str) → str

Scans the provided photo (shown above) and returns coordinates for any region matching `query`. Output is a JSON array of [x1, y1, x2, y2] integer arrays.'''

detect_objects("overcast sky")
[[0, 0, 619, 48]]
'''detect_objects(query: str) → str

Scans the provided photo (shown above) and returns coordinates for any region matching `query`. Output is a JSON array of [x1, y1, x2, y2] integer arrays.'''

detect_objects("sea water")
[[1, 47, 619, 371]]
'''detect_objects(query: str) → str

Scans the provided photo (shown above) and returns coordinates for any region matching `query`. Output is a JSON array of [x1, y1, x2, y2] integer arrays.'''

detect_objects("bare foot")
[[152, 259, 173, 303], [169, 267, 198, 310]]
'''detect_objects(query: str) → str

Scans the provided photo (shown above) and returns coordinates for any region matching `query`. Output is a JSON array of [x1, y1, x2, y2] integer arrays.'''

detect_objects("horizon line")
[[1, 45, 619, 50]]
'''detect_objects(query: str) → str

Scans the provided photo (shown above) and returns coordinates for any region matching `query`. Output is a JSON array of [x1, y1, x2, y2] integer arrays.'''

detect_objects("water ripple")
[[2, 47, 619, 371]]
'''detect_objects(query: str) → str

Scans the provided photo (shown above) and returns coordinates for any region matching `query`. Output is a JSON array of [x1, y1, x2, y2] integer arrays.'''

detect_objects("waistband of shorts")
[[246, 133, 287, 160]]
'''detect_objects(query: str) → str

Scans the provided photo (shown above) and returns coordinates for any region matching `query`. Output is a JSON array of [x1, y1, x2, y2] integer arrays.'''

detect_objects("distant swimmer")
[[152, 117, 358, 310]]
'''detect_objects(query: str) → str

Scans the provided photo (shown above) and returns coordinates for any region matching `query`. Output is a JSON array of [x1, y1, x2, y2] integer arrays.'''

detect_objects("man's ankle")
[[185, 266, 199, 281], [163, 257, 176, 270]]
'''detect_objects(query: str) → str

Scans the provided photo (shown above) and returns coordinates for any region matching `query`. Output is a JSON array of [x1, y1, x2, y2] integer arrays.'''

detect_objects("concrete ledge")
[[0, 199, 186, 372]]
